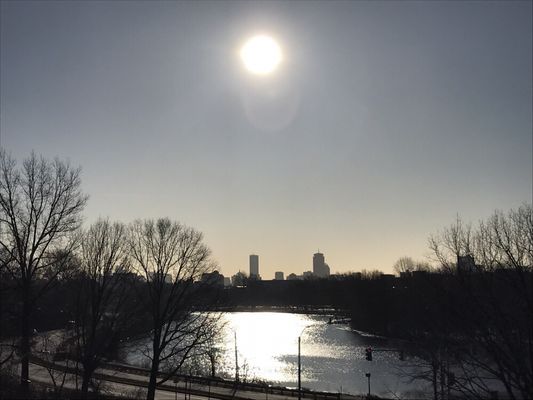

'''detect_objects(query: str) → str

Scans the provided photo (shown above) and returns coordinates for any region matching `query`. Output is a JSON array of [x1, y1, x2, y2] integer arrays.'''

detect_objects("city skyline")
[[1, 1, 531, 278], [232, 250, 331, 280]]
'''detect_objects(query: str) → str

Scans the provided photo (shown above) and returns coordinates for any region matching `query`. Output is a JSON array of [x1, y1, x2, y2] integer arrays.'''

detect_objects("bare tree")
[[428, 214, 473, 272], [0, 250, 17, 370], [74, 219, 133, 399], [393, 257, 416, 275], [360, 269, 384, 280], [128, 218, 218, 400], [393, 257, 432, 275], [40, 329, 76, 399], [203, 325, 224, 378], [428, 205, 533, 400], [0, 151, 88, 391]]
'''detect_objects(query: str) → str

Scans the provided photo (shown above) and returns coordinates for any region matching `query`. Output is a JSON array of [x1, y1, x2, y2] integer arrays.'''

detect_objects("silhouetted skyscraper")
[[313, 251, 330, 278], [250, 254, 259, 277], [313, 252, 324, 274]]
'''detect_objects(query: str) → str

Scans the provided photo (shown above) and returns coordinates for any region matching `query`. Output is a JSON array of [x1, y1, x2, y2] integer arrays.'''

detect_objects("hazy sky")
[[1, 1, 531, 278]]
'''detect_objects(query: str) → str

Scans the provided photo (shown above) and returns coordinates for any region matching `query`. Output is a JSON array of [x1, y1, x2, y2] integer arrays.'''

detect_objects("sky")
[[1, 1, 531, 278]]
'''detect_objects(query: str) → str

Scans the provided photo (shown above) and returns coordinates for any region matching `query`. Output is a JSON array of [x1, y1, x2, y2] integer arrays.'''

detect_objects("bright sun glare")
[[240, 35, 282, 75]]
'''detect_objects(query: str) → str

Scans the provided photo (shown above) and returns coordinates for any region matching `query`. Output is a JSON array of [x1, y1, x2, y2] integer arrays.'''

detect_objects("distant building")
[[303, 270, 314, 279], [148, 271, 173, 283], [223, 277, 231, 287], [250, 254, 259, 278], [248, 273, 261, 281], [380, 274, 395, 283], [200, 271, 224, 287], [232, 271, 248, 287], [412, 270, 429, 279], [457, 255, 476, 274], [313, 252, 330, 278], [287, 273, 300, 280], [112, 271, 142, 283], [274, 271, 284, 280]]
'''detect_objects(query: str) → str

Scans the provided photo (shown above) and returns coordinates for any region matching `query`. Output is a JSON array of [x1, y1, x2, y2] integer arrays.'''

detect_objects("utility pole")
[[298, 325, 312, 400], [234, 331, 239, 382], [365, 373, 371, 397], [298, 336, 301, 400]]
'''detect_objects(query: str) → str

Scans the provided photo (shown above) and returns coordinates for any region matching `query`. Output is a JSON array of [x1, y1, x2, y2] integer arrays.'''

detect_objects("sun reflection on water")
[[221, 312, 326, 383]]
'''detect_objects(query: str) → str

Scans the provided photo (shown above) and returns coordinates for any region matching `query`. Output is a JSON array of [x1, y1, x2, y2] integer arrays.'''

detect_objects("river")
[[124, 312, 430, 398]]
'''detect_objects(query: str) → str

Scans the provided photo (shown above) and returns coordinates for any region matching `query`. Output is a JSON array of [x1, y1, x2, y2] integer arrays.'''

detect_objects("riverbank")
[[203, 305, 350, 316]]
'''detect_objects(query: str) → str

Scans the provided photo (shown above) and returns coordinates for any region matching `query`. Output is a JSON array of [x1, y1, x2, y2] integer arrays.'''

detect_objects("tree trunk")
[[81, 364, 94, 399], [20, 285, 30, 393], [81, 377, 89, 399], [146, 328, 161, 400], [146, 357, 160, 400], [432, 360, 438, 400], [209, 353, 216, 377], [440, 362, 445, 400]]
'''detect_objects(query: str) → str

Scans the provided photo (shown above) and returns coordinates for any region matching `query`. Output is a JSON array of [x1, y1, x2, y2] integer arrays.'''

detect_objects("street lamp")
[[234, 330, 239, 383], [298, 325, 312, 400], [365, 373, 371, 396]]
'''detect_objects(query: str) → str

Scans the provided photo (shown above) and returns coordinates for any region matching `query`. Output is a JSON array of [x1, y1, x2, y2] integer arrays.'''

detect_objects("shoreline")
[[199, 305, 350, 316]]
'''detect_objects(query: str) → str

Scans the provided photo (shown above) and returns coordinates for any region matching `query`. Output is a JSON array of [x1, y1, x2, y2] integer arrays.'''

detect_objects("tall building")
[[313, 252, 330, 278], [275, 271, 284, 280], [313, 252, 324, 275], [249, 254, 259, 278]]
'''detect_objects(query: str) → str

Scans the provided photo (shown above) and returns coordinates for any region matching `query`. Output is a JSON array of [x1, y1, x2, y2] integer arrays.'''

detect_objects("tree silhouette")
[[428, 205, 533, 399], [0, 151, 87, 391], [128, 218, 218, 400], [74, 219, 133, 398]]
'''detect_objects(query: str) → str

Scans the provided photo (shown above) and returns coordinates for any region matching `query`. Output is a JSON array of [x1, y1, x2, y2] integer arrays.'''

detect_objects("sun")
[[240, 35, 282, 75]]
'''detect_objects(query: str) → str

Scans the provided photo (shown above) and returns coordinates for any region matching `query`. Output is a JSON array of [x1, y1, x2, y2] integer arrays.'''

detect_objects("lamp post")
[[298, 336, 301, 400], [365, 373, 371, 397], [234, 330, 239, 383], [298, 325, 312, 400]]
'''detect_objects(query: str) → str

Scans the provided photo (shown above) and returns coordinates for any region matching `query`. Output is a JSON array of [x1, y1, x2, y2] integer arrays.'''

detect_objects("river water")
[[124, 312, 429, 398]]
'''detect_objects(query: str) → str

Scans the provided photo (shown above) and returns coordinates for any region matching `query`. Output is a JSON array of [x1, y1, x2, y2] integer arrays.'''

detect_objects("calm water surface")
[[126, 312, 428, 398]]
